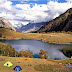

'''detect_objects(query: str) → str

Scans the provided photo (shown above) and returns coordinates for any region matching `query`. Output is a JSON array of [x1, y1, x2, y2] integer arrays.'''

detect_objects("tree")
[[0, 48, 4, 56], [0, 42, 19, 57], [39, 49, 48, 59], [15, 50, 19, 57], [20, 49, 33, 58], [4, 44, 16, 57]]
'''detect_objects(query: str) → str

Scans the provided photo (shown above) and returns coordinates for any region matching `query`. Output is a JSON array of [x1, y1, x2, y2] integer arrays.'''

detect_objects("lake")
[[0, 39, 68, 60]]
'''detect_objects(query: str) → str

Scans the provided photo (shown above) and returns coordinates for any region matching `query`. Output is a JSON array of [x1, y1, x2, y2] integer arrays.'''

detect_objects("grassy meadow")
[[0, 28, 72, 72], [0, 56, 72, 72], [0, 28, 72, 44]]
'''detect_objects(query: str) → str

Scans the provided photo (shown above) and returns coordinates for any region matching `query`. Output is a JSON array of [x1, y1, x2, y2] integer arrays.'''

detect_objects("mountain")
[[15, 22, 46, 33], [37, 8, 72, 33], [0, 17, 16, 31]]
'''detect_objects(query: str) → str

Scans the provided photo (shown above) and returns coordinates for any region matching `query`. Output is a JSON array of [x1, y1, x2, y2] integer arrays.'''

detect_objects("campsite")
[[0, 56, 72, 72], [0, 0, 72, 72]]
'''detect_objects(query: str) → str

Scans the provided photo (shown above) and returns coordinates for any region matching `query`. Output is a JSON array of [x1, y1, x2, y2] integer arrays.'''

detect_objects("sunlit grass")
[[0, 56, 72, 72], [0, 28, 72, 44]]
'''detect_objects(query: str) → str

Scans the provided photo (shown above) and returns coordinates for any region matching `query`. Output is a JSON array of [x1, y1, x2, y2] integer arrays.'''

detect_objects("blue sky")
[[0, 0, 72, 26], [10, 0, 67, 5]]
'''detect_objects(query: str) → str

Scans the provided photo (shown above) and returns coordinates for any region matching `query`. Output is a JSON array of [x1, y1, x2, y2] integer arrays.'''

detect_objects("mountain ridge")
[[0, 17, 16, 31], [15, 22, 46, 33], [37, 8, 72, 33]]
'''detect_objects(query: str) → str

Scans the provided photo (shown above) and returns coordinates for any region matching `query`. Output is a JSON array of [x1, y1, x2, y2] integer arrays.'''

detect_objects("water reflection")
[[0, 39, 67, 60]]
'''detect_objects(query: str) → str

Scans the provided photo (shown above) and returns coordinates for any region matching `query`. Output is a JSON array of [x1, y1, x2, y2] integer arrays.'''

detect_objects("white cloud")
[[46, 1, 72, 20], [0, 0, 12, 11], [66, 0, 72, 2], [0, 0, 72, 27], [15, 4, 31, 10]]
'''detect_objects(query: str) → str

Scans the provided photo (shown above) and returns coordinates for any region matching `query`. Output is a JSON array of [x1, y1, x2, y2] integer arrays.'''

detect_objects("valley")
[[0, 28, 72, 44], [0, 5, 72, 72]]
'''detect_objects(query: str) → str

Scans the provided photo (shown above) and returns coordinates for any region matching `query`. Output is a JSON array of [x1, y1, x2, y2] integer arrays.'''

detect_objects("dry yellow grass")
[[0, 28, 72, 44], [0, 56, 72, 72], [0, 28, 72, 72]]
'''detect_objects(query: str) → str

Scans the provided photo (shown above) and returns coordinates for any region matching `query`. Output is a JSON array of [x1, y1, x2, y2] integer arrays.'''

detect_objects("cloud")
[[0, 0, 72, 27], [66, 0, 72, 2], [0, 0, 12, 11], [45, 1, 72, 20]]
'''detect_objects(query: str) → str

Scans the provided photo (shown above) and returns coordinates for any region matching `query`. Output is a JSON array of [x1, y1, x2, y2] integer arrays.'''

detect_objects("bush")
[[0, 42, 33, 58], [3, 36, 6, 38], [0, 48, 4, 56], [0, 32, 2, 37], [4, 44, 16, 57], [0, 43, 19, 57], [19, 49, 33, 58], [39, 49, 48, 59]]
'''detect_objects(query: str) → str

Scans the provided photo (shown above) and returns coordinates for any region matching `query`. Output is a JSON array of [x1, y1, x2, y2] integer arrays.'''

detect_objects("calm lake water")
[[0, 39, 68, 60]]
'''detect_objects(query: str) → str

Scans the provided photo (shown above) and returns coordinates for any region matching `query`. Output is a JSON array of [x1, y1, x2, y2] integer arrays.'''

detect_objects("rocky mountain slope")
[[37, 8, 72, 33], [0, 17, 16, 31], [15, 22, 46, 33]]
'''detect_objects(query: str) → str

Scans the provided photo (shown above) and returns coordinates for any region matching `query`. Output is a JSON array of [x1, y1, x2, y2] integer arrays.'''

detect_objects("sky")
[[0, 0, 72, 27]]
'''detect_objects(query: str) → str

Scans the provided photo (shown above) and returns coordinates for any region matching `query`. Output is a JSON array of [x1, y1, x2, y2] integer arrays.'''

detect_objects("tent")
[[66, 63, 72, 68], [4, 61, 13, 67], [13, 66, 22, 72]]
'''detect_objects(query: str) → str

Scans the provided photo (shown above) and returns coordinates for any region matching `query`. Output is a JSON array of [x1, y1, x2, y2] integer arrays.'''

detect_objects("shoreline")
[[0, 36, 72, 45], [0, 28, 72, 44]]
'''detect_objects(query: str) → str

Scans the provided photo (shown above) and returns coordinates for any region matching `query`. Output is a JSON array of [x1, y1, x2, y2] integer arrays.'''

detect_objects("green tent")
[[4, 61, 13, 67]]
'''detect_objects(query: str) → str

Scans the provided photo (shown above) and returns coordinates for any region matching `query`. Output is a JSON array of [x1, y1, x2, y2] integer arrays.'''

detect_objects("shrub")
[[19, 49, 33, 58], [4, 44, 16, 57], [15, 50, 19, 57], [0, 48, 4, 56], [3, 36, 6, 38], [39, 49, 48, 59], [0, 32, 2, 37], [0, 42, 33, 57], [0, 43, 18, 57]]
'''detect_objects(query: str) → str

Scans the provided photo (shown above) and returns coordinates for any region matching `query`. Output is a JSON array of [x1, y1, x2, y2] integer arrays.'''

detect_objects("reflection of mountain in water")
[[0, 39, 67, 60]]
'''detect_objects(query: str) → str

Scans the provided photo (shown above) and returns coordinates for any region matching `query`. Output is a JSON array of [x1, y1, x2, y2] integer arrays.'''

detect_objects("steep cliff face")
[[0, 17, 16, 31], [38, 8, 72, 32]]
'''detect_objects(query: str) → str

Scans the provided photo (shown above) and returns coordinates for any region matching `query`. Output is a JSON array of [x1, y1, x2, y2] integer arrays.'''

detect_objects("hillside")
[[0, 56, 72, 72], [0, 28, 72, 44], [0, 17, 16, 31], [37, 8, 72, 33], [15, 22, 46, 33]]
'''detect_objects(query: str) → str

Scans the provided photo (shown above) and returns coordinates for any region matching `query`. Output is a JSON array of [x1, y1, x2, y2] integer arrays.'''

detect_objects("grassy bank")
[[0, 28, 72, 72], [0, 56, 72, 72], [0, 28, 72, 44]]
